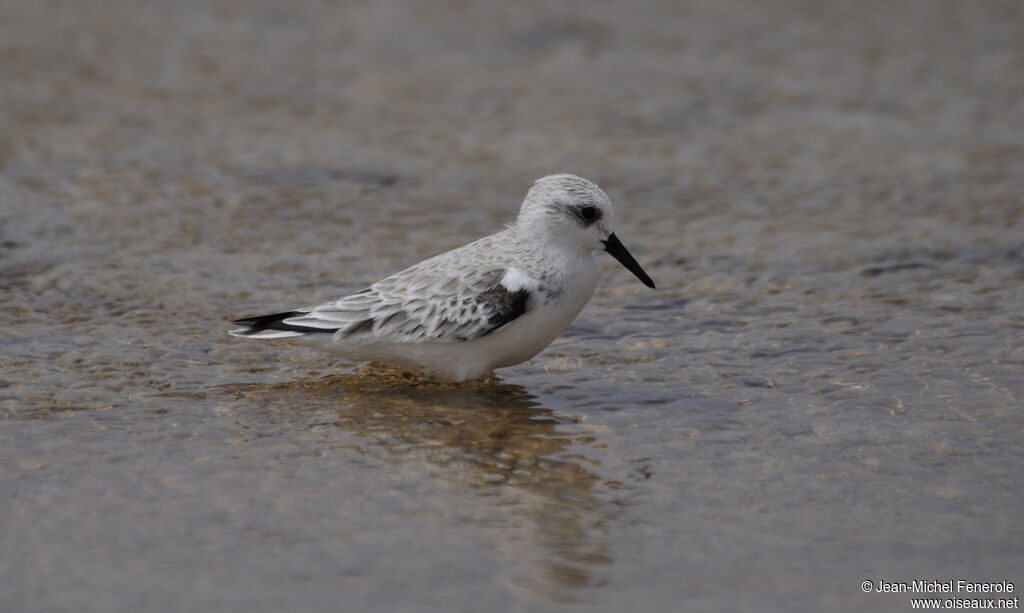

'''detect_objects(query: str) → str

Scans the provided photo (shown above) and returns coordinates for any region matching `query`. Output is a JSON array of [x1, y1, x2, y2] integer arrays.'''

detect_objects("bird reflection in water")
[[226, 371, 619, 601]]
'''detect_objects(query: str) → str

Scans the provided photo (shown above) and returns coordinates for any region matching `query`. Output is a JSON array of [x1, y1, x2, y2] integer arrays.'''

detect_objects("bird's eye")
[[579, 206, 598, 222]]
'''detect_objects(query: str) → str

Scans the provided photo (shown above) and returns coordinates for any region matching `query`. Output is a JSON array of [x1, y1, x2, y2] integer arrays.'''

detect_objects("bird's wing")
[[229, 231, 545, 343], [279, 259, 535, 343]]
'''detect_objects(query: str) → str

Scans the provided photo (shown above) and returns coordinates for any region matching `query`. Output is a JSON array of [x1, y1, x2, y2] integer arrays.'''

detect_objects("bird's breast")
[[479, 256, 600, 367]]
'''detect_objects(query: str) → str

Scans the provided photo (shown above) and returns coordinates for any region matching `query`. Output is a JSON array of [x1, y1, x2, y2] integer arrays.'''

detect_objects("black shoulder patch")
[[231, 311, 340, 335], [480, 284, 530, 334]]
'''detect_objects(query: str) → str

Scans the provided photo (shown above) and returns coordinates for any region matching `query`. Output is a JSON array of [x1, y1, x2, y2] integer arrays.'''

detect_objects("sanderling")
[[229, 174, 655, 381]]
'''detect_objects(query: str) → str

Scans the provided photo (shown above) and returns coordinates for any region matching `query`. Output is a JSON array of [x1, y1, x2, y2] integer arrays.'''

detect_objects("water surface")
[[2, 1, 1022, 611]]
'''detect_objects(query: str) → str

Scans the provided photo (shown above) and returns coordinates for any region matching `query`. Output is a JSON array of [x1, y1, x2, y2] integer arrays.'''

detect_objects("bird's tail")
[[229, 311, 322, 339]]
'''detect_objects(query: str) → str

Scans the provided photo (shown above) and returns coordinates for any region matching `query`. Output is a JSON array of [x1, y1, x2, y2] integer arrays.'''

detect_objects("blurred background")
[[1, 1, 1022, 611]]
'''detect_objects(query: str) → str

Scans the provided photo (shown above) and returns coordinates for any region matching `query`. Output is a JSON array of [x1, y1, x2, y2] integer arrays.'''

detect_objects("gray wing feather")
[[286, 244, 534, 343]]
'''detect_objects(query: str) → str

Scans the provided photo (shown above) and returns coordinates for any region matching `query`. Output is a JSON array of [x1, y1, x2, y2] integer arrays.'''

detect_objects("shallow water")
[[2, 1, 1023, 611]]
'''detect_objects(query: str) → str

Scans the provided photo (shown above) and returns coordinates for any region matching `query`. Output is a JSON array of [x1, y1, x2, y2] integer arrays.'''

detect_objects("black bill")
[[603, 232, 655, 289]]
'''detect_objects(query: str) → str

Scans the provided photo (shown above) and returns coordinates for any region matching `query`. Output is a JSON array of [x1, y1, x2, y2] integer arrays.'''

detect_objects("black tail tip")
[[231, 311, 306, 331]]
